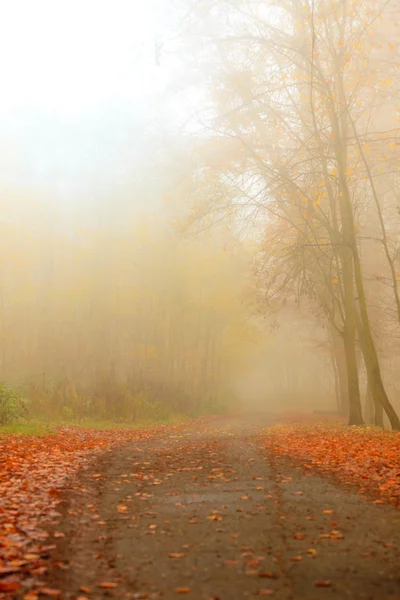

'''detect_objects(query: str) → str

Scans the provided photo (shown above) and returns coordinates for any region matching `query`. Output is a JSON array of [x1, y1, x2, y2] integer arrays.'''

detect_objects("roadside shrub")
[[0, 383, 29, 425]]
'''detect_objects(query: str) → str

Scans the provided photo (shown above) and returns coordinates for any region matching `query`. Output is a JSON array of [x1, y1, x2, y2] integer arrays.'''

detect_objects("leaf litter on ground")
[[0, 420, 205, 596], [264, 419, 400, 506]]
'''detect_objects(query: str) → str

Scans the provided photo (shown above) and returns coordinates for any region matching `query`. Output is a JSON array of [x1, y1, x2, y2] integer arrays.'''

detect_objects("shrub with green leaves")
[[0, 383, 28, 425]]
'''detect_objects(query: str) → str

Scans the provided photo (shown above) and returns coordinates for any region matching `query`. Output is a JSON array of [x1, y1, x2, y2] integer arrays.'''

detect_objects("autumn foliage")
[[0, 423, 189, 595], [265, 421, 400, 506]]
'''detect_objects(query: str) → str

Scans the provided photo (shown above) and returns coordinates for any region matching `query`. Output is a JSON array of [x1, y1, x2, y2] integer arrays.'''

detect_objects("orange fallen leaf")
[[39, 589, 61, 597], [246, 560, 261, 567], [315, 580, 332, 587], [98, 582, 118, 589], [175, 587, 191, 594], [80, 586, 91, 593], [169, 553, 185, 558]]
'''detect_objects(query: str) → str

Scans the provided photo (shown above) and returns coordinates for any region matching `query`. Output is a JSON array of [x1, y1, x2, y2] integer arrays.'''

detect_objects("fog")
[[1, 0, 400, 428]]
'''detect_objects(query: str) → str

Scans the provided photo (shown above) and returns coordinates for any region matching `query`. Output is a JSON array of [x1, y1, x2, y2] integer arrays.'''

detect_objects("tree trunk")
[[355, 311, 387, 428], [339, 234, 363, 425], [330, 328, 349, 418], [364, 381, 373, 424], [342, 324, 363, 425], [330, 7, 400, 431], [332, 352, 340, 413], [373, 388, 384, 427], [352, 257, 399, 429]]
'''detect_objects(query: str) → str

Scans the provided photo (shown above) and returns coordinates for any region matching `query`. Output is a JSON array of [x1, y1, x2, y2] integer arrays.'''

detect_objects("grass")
[[0, 421, 55, 436], [0, 413, 191, 436]]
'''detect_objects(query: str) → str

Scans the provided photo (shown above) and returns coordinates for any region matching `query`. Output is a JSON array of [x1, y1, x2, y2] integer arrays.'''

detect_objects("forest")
[[164, 0, 400, 429], [1, 0, 399, 430]]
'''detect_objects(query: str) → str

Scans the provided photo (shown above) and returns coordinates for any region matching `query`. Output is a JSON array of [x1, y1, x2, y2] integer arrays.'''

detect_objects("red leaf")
[[0, 581, 20, 592], [315, 580, 332, 588]]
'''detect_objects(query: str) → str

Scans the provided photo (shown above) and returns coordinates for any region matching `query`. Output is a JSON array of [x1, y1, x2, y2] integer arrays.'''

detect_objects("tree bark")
[[364, 380, 373, 424], [342, 322, 363, 425], [330, 327, 349, 417], [328, 1, 400, 431]]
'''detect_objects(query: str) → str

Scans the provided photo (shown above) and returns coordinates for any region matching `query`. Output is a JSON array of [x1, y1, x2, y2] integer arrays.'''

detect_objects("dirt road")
[[42, 416, 400, 599]]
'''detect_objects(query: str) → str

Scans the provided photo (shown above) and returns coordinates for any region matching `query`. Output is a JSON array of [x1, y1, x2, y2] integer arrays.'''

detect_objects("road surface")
[[43, 415, 400, 599]]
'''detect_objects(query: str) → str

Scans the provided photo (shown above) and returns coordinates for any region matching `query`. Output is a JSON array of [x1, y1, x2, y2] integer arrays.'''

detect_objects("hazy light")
[[0, 0, 161, 116]]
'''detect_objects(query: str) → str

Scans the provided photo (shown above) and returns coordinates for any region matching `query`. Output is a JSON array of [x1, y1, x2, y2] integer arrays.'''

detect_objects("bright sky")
[[0, 0, 169, 200]]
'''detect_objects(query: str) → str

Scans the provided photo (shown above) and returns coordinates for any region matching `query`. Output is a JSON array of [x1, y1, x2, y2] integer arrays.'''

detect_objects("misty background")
[[1, 0, 399, 426]]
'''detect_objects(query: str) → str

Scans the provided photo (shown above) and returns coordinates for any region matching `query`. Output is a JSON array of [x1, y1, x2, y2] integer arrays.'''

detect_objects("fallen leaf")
[[175, 587, 191, 594], [315, 580, 332, 587], [0, 581, 20, 592], [39, 588, 61, 597], [264, 422, 400, 506], [24, 593, 39, 600]]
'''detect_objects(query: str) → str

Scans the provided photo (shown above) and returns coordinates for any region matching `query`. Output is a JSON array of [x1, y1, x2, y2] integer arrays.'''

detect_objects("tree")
[[170, 0, 400, 428]]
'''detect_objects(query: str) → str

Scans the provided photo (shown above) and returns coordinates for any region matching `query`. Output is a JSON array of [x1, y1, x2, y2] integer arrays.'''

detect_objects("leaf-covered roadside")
[[0, 423, 188, 597], [264, 422, 400, 506]]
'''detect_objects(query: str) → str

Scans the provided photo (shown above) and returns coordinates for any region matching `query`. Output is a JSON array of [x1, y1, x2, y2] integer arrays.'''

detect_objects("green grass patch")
[[0, 413, 191, 436], [0, 421, 55, 436]]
